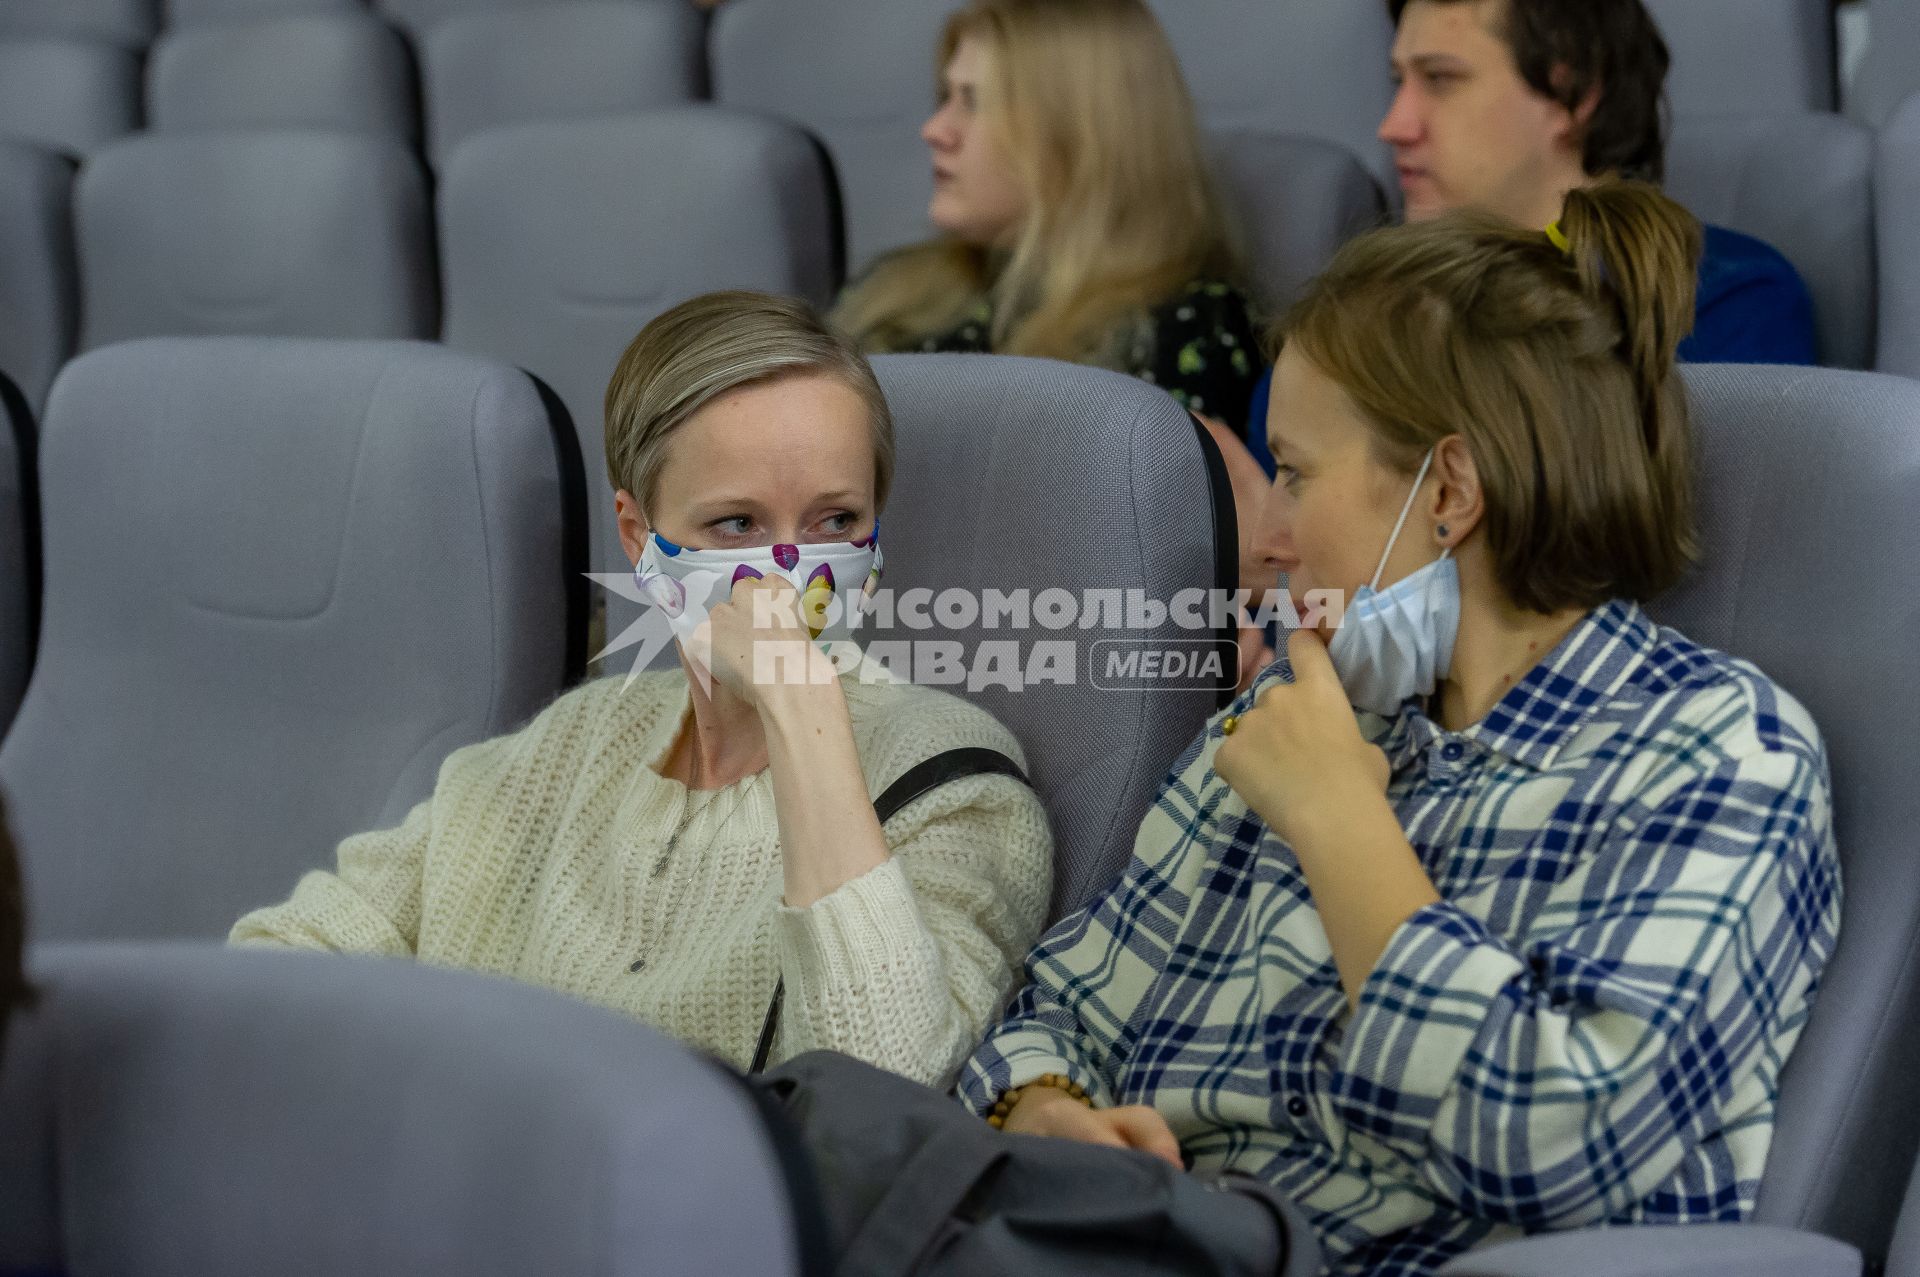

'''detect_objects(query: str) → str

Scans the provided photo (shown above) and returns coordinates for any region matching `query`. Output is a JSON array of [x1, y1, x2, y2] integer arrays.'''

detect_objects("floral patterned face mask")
[[633, 526, 883, 654]]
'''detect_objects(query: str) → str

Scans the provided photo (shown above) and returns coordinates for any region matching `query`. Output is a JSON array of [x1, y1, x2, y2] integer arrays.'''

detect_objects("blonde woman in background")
[[833, 0, 1265, 428], [233, 292, 1052, 1087]]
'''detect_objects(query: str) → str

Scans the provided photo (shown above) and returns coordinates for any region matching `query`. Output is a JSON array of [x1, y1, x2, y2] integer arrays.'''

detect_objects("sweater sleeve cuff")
[[775, 857, 938, 985]]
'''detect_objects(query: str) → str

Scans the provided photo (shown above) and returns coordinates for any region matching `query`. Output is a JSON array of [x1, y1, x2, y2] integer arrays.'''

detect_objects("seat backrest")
[[147, 13, 418, 140], [0, 371, 35, 746], [865, 354, 1235, 917], [422, 2, 703, 163], [1875, 93, 1920, 380], [1144, 0, 1396, 192], [1647, 0, 1835, 114], [1208, 127, 1387, 314], [710, 0, 951, 272], [0, 140, 76, 415], [1848, 0, 1920, 127], [1665, 112, 1875, 369], [0, 38, 141, 155], [376, 0, 571, 39], [0, 943, 807, 1277], [1892, 1155, 1920, 1277], [0, 337, 588, 940], [76, 130, 435, 349], [1655, 366, 1920, 1258], [438, 107, 839, 585], [164, 0, 366, 26], [0, 0, 153, 47]]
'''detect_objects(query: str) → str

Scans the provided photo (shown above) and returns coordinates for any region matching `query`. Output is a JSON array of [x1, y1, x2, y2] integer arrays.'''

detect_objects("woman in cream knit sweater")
[[232, 291, 1054, 1087]]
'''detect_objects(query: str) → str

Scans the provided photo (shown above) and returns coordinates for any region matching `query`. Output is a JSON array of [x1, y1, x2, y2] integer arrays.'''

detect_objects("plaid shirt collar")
[[1357, 599, 1659, 774]]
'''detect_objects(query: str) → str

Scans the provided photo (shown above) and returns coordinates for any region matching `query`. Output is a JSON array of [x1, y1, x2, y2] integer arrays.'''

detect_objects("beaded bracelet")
[[985, 1073, 1092, 1129]]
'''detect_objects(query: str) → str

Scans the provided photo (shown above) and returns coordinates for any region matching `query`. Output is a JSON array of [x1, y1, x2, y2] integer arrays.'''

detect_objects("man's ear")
[[614, 489, 650, 570], [1430, 435, 1483, 547], [1548, 63, 1603, 151]]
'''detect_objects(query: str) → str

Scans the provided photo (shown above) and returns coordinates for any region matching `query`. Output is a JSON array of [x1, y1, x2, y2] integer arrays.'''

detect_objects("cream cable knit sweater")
[[230, 661, 1054, 1085]]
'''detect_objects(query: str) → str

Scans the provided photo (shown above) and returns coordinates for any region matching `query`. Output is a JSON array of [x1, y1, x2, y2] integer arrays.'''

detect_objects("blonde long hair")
[[831, 0, 1241, 365]]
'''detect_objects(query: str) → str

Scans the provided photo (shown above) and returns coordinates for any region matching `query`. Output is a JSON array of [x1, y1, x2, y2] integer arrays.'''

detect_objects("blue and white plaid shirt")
[[959, 601, 1841, 1275]]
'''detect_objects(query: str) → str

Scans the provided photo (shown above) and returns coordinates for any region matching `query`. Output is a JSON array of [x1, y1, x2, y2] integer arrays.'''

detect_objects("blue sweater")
[[1243, 223, 1816, 474]]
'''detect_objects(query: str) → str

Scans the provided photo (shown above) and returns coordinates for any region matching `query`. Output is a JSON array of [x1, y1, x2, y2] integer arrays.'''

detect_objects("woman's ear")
[[613, 490, 650, 570], [1430, 436, 1483, 548]]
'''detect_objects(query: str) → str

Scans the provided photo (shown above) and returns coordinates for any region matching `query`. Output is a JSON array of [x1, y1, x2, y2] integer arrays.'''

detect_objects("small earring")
[[1436, 523, 1451, 541]]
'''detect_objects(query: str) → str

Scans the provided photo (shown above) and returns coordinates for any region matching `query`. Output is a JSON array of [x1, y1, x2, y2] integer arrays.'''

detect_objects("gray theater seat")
[[1666, 112, 1875, 368], [1875, 93, 1920, 379], [0, 0, 154, 46], [76, 130, 435, 348], [1209, 127, 1387, 313], [165, 0, 366, 25], [0, 38, 140, 155], [422, 2, 703, 163], [0, 338, 588, 940], [1848, 0, 1920, 127], [438, 107, 838, 587], [148, 12, 417, 140], [1427, 366, 1920, 1271], [0, 140, 76, 415], [0, 944, 811, 1277], [864, 354, 1237, 916], [1144, 0, 1396, 192], [710, 0, 953, 272], [1647, 0, 1835, 114], [0, 372, 34, 747]]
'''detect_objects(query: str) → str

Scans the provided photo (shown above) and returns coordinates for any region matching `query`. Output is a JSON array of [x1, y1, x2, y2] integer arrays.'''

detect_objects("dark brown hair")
[[1279, 180, 1703, 614], [1389, 0, 1671, 181]]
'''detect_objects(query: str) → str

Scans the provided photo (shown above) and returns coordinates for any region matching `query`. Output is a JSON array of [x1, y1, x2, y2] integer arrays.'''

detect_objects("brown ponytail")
[[1279, 180, 1705, 614]]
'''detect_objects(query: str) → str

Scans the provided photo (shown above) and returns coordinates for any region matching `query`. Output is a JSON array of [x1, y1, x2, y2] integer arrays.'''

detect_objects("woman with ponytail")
[[958, 181, 1841, 1276]]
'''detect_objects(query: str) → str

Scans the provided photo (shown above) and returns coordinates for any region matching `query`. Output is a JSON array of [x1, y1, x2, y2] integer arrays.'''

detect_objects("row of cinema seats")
[[6, 89, 1920, 573], [1, 343, 1919, 1271]]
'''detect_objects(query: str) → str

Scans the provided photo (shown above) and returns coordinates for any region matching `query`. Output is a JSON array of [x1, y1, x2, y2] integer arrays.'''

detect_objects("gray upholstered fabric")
[[1647, 0, 1835, 114], [1208, 127, 1387, 312], [1890, 1157, 1920, 1277], [1435, 1225, 1860, 1277], [1666, 112, 1876, 369], [0, 38, 140, 155], [0, 373, 31, 746], [865, 354, 1231, 917], [377, 0, 573, 38], [710, 0, 949, 273], [0, 140, 76, 415], [76, 130, 435, 349], [422, 2, 703, 163], [0, 338, 583, 940], [439, 107, 838, 584], [1848, 0, 1920, 126], [148, 13, 417, 139], [0, 0, 153, 46], [165, 0, 366, 26], [1145, 0, 1397, 192], [1648, 367, 1920, 1254], [0, 943, 804, 1277], [1875, 93, 1920, 379]]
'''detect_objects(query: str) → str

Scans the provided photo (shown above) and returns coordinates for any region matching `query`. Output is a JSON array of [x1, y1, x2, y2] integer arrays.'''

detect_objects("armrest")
[[1434, 1224, 1861, 1277]]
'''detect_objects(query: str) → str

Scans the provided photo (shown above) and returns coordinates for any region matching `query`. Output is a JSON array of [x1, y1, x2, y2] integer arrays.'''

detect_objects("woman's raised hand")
[[698, 573, 835, 705]]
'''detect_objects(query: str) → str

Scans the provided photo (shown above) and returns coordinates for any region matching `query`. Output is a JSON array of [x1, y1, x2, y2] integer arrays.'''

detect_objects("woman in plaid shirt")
[[959, 182, 1842, 1274]]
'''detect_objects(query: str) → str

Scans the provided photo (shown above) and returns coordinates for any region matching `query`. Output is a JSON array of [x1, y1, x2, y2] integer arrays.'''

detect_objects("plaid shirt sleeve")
[[1330, 739, 1841, 1231], [956, 736, 1219, 1111]]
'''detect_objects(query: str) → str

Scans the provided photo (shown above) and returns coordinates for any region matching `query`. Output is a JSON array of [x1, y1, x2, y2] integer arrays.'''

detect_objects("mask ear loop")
[[1369, 447, 1439, 591]]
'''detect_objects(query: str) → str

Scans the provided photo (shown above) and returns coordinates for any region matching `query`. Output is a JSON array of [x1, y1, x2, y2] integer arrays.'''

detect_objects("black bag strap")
[[748, 747, 1031, 1075]]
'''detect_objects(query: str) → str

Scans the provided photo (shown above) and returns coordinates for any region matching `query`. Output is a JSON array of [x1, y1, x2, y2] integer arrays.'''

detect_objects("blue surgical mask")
[[1325, 449, 1460, 717]]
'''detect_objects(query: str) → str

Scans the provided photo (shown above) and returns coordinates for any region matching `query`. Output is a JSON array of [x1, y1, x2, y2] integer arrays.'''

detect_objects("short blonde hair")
[[832, 0, 1242, 366], [1279, 180, 1702, 614], [604, 291, 896, 516]]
